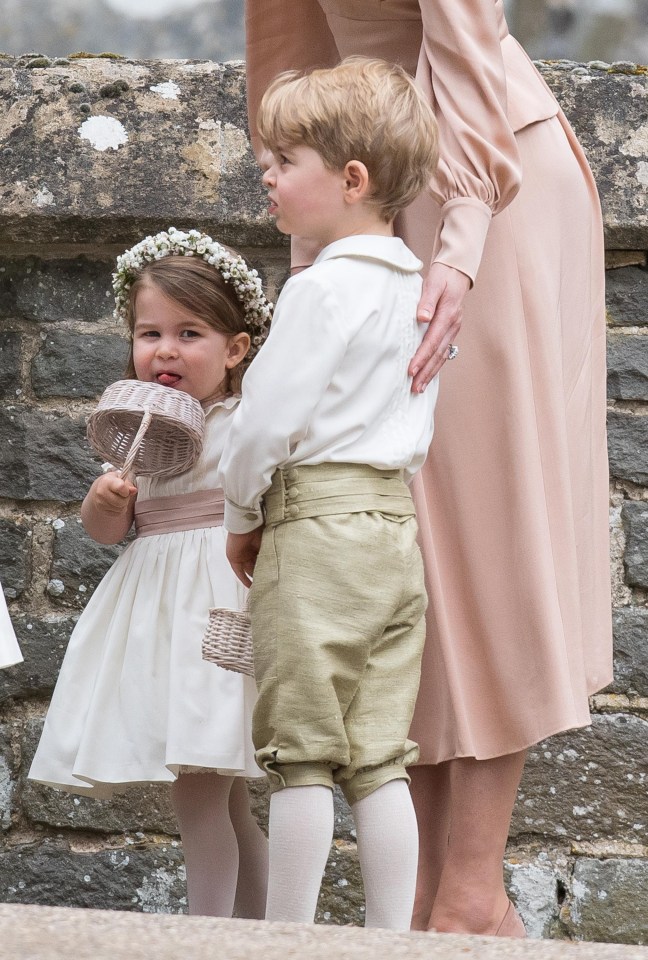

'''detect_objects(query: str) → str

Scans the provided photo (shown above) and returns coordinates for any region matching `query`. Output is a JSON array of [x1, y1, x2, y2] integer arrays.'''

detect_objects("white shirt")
[[219, 235, 439, 534]]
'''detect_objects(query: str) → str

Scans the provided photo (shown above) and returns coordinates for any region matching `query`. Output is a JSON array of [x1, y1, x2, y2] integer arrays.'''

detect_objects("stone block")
[[0, 406, 100, 501], [607, 411, 648, 485], [0, 331, 22, 399], [511, 715, 648, 843], [0, 519, 31, 600], [611, 606, 648, 695], [622, 501, 648, 589], [505, 854, 566, 940], [21, 717, 179, 836], [0, 258, 114, 323], [569, 858, 648, 944], [0, 615, 76, 703], [607, 333, 648, 400], [0, 59, 275, 248], [0, 724, 17, 832], [0, 838, 187, 913], [32, 331, 129, 399], [50, 517, 125, 609], [605, 266, 648, 327], [318, 844, 364, 926]]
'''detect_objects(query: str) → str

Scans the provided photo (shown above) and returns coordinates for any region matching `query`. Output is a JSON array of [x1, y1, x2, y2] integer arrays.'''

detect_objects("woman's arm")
[[245, 0, 340, 268], [410, 0, 523, 389], [80, 472, 137, 545]]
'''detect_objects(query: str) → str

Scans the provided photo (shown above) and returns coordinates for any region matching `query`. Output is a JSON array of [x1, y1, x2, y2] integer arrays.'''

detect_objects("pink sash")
[[134, 488, 225, 538]]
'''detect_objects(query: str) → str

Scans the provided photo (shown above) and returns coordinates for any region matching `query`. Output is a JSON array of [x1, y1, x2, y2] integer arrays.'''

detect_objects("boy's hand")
[[92, 471, 138, 515], [227, 528, 263, 588]]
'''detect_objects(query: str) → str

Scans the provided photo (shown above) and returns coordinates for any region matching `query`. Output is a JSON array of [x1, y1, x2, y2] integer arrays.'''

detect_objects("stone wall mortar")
[[0, 55, 647, 943]]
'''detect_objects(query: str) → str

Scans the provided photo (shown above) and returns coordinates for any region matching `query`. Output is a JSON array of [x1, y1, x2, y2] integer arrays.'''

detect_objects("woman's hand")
[[409, 262, 471, 393]]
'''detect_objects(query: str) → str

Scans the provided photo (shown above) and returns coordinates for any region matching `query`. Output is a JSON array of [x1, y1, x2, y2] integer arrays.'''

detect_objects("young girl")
[[29, 228, 272, 918]]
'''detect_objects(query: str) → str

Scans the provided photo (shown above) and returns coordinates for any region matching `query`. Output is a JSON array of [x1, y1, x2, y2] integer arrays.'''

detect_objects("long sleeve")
[[218, 277, 350, 533], [416, 0, 522, 282], [245, 0, 339, 160]]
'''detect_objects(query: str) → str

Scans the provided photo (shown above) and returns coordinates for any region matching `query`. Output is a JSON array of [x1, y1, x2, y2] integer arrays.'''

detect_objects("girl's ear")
[[343, 160, 370, 205], [225, 331, 251, 370]]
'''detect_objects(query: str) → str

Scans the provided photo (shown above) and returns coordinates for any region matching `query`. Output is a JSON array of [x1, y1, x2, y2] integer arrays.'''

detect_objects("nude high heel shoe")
[[495, 901, 527, 938]]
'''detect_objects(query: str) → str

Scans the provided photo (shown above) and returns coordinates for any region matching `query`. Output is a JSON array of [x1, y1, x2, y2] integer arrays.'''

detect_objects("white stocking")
[[352, 779, 419, 929], [171, 772, 239, 916], [265, 785, 334, 923]]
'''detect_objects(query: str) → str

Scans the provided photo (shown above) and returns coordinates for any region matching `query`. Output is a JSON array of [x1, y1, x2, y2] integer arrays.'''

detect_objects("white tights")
[[171, 773, 268, 917], [265, 780, 418, 929]]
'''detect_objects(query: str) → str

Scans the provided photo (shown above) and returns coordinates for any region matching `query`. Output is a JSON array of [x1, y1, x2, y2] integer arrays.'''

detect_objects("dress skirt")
[[407, 113, 613, 762]]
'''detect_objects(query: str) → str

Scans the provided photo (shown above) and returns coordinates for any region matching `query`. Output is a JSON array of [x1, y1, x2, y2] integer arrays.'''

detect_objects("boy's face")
[[261, 144, 348, 246]]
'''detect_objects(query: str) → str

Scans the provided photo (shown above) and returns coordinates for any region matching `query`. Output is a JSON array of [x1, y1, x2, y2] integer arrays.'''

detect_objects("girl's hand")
[[409, 262, 471, 393], [226, 528, 263, 588], [81, 471, 137, 544], [92, 471, 138, 515]]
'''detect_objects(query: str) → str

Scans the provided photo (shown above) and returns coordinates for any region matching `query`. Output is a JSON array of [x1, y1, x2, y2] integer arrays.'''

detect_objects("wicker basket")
[[87, 380, 205, 480], [202, 604, 254, 678]]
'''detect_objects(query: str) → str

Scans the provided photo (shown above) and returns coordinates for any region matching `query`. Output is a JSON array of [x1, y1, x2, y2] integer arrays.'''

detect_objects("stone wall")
[[0, 54, 646, 943]]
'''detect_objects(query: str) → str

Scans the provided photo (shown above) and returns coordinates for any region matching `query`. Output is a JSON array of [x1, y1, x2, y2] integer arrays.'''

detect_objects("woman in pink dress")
[[245, 0, 613, 936]]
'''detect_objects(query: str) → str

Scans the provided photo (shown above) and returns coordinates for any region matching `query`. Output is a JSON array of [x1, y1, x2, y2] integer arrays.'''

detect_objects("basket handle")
[[119, 408, 152, 483]]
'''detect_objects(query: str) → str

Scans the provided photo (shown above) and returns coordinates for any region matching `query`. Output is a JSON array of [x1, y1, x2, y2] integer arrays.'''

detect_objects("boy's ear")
[[343, 160, 370, 205]]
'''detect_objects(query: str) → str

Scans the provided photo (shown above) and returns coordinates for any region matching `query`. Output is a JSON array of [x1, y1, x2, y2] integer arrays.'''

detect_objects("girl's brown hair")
[[124, 255, 250, 393]]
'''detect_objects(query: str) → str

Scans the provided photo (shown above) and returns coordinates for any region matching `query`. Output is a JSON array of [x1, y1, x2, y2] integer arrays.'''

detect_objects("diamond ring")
[[447, 344, 459, 360]]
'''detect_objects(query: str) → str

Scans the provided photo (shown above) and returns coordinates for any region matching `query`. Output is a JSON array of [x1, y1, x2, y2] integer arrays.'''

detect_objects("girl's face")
[[132, 282, 249, 404]]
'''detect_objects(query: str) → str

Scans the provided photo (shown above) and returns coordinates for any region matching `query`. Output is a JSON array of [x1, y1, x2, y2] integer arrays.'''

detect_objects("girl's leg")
[[352, 779, 419, 930], [265, 784, 334, 923], [228, 777, 269, 919], [171, 771, 239, 917], [428, 751, 527, 935], [408, 763, 452, 930]]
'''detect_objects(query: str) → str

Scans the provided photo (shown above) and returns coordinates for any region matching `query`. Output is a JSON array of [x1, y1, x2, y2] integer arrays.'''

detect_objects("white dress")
[[0, 585, 22, 669], [29, 397, 260, 797]]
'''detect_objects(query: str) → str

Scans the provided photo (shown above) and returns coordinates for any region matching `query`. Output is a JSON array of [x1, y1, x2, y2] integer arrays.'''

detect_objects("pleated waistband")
[[263, 463, 414, 526], [135, 488, 225, 538]]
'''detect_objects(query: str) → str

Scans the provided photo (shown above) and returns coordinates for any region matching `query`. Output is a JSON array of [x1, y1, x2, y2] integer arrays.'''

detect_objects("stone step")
[[3, 904, 648, 960]]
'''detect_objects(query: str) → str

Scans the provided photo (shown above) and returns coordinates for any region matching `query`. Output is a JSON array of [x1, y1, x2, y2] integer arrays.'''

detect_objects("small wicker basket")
[[87, 380, 205, 480], [202, 604, 254, 678]]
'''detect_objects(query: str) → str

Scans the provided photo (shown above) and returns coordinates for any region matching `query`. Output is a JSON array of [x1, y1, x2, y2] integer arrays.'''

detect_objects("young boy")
[[218, 57, 439, 929]]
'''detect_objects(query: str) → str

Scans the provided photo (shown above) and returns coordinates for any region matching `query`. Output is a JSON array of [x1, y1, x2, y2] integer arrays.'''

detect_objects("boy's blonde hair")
[[257, 57, 439, 223]]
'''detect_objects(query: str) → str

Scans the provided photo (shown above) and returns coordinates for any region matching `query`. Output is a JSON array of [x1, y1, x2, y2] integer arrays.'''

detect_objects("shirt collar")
[[314, 235, 423, 273]]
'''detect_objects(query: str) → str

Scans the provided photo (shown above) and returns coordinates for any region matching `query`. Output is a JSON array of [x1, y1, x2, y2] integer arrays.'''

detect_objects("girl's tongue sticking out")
[[157, 372, 181, 387]]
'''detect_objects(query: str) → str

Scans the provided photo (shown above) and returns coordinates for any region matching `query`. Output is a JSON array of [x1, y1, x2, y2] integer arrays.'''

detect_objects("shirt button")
[[287, 487, 299, 500], [244, 512, 258, 521], [286, 469, 299, 482], [287, 504, 300, 518]]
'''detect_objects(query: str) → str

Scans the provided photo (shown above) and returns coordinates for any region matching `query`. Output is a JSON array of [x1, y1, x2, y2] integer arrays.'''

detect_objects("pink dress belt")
[[134, 488, 225, 538]]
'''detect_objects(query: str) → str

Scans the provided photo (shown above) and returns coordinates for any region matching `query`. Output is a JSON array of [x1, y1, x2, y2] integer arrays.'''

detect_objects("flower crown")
[[112, 227, 273, 364]]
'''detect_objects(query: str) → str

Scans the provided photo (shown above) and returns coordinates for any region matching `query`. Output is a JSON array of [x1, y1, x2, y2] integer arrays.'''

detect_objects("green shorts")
[[250, 463, 427, 806]]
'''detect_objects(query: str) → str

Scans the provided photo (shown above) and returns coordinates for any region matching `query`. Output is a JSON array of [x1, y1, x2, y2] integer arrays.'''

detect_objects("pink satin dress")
[[245, 0, 613, 762]]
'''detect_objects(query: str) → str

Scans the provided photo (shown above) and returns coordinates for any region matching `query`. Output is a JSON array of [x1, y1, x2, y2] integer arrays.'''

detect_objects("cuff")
[[224, 500, 264, 535], [433, 197, 493, 286]]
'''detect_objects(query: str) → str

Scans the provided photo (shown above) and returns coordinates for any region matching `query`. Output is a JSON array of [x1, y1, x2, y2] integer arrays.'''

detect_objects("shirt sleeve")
[[418, 0, 523, 283], [218, 275, 350, 533]]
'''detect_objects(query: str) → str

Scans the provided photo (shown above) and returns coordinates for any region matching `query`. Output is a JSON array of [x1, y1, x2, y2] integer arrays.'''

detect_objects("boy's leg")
[[265, 784, 334, 922], [353, 779, 419, 929]]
